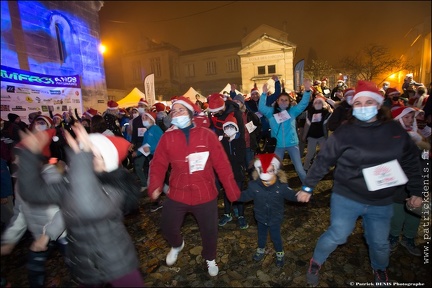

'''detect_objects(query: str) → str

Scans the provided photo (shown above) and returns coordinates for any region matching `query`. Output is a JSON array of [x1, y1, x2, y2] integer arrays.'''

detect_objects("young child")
[[15, 124, 144, 287], [237, 153, 300, 267]]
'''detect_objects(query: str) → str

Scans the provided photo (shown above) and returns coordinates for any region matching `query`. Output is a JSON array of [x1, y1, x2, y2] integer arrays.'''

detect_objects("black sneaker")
[[373, 269, 388, 285], [306, 259, 321, 286], [400, 236, 421, 256], [150, 201, 163, 212]]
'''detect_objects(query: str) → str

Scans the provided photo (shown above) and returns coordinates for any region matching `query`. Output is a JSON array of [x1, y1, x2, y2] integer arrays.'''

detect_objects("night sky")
[[98, 1, 431, 88]]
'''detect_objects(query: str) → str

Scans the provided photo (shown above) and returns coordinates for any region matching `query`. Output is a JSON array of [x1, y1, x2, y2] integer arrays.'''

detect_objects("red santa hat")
[[88, 134, 131, 172], [386, 87, 401, 97], [343, 88, 355, 98], [84, 108, 98, 118], [254, 153, 281, 174], [222, 114, 239, 131], [154, 102, 166, 112], [138, 98, 149, 107], [52, 113, 63, 119], [391, 106, 422, 120], [313, 95, 327, 105], [173, 96, 201, 113], [207, 93, 225, 113], [250, 83, 260, 95], [170, 96, 180, 103], [144, 111, 157, 123], [107, 100, 119, 110], [35, 115, 54, 127], [352, 80, 384, 105], [118, 108, 126, 115]]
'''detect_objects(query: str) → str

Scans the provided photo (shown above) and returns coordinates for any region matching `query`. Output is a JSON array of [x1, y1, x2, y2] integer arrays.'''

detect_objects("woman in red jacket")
[[148, 96, 240, 277]]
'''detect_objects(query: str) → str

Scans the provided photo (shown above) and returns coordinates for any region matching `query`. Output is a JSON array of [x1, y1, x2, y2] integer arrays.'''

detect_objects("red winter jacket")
[[148, 126, 240, 205]]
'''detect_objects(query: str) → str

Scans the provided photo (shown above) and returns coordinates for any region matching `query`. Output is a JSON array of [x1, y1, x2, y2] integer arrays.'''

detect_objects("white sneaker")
[[206, 259, 219, 276], [166, 240, 184, 266]]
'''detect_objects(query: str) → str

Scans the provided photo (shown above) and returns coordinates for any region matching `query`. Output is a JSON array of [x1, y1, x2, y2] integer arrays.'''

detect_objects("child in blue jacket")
[[237, 153, 300, 267]]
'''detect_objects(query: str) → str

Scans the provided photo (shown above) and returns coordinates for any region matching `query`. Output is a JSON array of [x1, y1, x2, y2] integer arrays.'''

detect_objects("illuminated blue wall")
[[1, 0, 108, 111]]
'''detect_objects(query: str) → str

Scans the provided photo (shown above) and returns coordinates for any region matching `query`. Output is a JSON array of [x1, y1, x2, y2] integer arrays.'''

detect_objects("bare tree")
[[341, 44, 413, 84], [305, 59, 334, 81]]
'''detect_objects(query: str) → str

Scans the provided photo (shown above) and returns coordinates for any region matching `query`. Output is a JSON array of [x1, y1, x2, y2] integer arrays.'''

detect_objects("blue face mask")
[[142, 120, 151, 128], [352, 106, 378, 122], [171, 115, 191, 129], [279, 103, 289, 110]]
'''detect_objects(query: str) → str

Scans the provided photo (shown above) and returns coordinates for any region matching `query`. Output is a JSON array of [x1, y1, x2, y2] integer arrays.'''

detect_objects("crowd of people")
[[0, 74, 430, 286]]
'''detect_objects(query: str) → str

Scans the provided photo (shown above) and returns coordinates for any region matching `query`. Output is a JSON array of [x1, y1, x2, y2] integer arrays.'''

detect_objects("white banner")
[[144, 74, 155, 107], [1, 65, 82, 124]]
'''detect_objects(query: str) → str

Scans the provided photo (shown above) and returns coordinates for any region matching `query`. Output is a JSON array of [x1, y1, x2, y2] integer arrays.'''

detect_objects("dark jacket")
[[17, 148, 140, 285], [221, 133, 246, 183], [131, 115, 146, 150], [304, 118, 423, 206], [327, 100, 351, 132], [302, 107, 331, 140], [238, 178, 297, 226]]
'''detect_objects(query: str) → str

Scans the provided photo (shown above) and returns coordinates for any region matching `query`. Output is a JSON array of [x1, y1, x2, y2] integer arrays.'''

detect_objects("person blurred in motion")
[[1, 154, 68, 288], [237, 153, 301, 268], [16, 123, 144, 287], [296, 80, 423, 286], [148, 96, 240, 277]]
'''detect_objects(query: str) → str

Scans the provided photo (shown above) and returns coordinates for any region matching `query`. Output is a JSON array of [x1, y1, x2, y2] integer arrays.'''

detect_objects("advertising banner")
[[144, 73, 155, 107], [1, 65, 82, 124]]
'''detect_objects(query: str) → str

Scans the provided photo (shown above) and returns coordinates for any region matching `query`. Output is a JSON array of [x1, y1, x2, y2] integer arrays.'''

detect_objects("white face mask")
[[132, 113, 139, 119], [224, 127, 237, 137], [34, 124, 47, 131], [313, 103, 323, 110], [142, 120, 151, 128], [171, 115, 191, 129], [137, 107, 145, 114], [338, 83, 343, 87]]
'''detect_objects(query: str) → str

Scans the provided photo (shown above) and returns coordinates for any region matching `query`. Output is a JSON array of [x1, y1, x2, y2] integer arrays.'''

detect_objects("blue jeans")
[[274, 146, 306, 184], [312, 193, 393, 270], [257, 221, 283, 252]]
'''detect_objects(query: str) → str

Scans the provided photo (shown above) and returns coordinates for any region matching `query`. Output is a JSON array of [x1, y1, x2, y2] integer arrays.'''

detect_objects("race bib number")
[[362, 159, 408, 191], [274, 110, 291, 124], [137, 128, 147, 137], [188, 152, 209, 174], [245, 121, 257, 133], [311, 113, 322, 123]]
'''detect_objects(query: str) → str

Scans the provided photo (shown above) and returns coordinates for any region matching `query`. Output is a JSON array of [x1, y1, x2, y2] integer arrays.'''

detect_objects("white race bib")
[[362, 159, 408, 191], [245, 121, 257, 133], [187, 152, 210, 174], [274, 110, 291, 124], [137, 127, 147, 137], [311, 113, 322, 123]]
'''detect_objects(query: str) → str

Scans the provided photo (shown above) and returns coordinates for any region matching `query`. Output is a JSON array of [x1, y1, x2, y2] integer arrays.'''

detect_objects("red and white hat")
[[144, 111, 157, 123], [138, 98, 149, 107], [173, 96, 201, 113], [53, 113, 63, 119], [352, 80, 384, 105], [207, 93, 225, 113], [250, 83, 260, 95], [222, 114, 239, 131], [107, 100, 119, 110], [313, 95, 327, 105], [153, 102, 166, 112], [391, 106, 422, 120], [35, 115, 53, 127], [386, 88, 401, 97], [84, 108, 98, 118], [89, 134, 131, 172], [118, 108, 127, 115], [254, 153, 281, 180]]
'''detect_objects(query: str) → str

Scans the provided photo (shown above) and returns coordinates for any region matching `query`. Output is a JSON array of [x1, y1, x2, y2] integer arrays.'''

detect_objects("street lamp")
[[99, 43, 107, 54]]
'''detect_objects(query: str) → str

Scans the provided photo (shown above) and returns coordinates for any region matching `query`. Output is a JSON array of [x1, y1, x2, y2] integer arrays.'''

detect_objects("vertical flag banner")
[[1, 65, 82, 124], [144, 74, 155, 107], [294, 59, 304, 92]]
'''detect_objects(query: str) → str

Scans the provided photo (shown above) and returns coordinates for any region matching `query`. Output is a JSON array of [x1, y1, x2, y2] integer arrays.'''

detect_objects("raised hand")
[[18, 129, 50, 154]]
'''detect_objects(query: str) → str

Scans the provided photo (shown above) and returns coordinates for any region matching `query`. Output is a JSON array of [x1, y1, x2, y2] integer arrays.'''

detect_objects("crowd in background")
[[0, 74, 430, 286]]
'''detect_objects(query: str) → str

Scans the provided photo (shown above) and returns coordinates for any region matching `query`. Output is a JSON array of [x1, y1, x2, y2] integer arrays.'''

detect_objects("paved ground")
[[1, 162, 431, 287]]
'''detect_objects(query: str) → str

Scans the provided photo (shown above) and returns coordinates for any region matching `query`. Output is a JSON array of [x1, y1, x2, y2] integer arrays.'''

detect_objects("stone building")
[[1, 1, 107, 112], [120, 24, 297, 99]]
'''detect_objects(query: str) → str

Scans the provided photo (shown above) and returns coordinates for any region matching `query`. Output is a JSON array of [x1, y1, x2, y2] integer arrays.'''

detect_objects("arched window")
[[55, 23, 66, 62]]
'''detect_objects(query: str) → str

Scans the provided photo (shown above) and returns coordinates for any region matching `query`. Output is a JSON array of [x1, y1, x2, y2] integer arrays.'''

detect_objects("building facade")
[[120, 24, 297, 99], [1, 0, 108, 113]]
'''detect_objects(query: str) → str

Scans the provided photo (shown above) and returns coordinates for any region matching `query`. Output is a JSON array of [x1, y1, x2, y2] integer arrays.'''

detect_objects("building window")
[[55, 23, 66, 63], [227, 58, 239, 72], [206, 61, 216, 75], [185, 64, 195, 77], [268, 65, 276, 74], [150, 57, 161, 77], [258, 65, 276, 75], [131, 61, 142, 81]]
